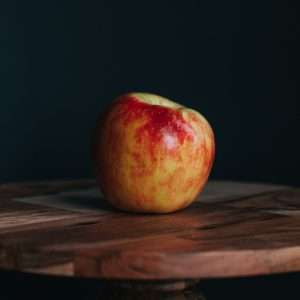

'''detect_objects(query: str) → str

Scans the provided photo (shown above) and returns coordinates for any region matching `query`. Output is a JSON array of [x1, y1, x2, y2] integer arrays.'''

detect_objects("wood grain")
[[0, 179, 298, 282]]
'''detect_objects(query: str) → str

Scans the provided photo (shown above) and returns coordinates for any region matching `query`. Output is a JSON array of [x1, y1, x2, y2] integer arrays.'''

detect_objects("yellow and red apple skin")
[[92, 93, 215, 213]]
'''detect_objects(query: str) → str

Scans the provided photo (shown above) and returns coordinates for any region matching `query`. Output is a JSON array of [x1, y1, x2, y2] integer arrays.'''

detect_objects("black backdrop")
[[2, 0, 299, 185]]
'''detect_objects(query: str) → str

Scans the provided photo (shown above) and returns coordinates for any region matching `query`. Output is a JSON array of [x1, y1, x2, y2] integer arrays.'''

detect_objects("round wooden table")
[[0, 180, 299, 299]]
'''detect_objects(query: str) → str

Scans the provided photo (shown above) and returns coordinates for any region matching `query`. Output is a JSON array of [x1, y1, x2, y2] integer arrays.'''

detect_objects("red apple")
[[92, 93, 215, 213]]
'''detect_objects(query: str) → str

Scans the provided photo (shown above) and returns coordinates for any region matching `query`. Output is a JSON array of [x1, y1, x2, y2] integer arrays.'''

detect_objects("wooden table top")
[[0, 179, 299, 281]]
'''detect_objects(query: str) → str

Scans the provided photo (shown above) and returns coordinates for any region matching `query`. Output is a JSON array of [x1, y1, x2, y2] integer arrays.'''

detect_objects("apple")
[[92, 93, 215, 213]]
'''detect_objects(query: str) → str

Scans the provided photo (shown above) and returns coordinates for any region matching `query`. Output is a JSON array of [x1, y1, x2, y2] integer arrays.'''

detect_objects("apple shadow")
[[56, 194, 117, 213], [15, 188, 118, 214]]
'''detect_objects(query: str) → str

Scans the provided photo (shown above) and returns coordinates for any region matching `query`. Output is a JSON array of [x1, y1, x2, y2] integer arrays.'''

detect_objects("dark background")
[[1, 0, 299, 299], [2, 0, 299, 186]]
